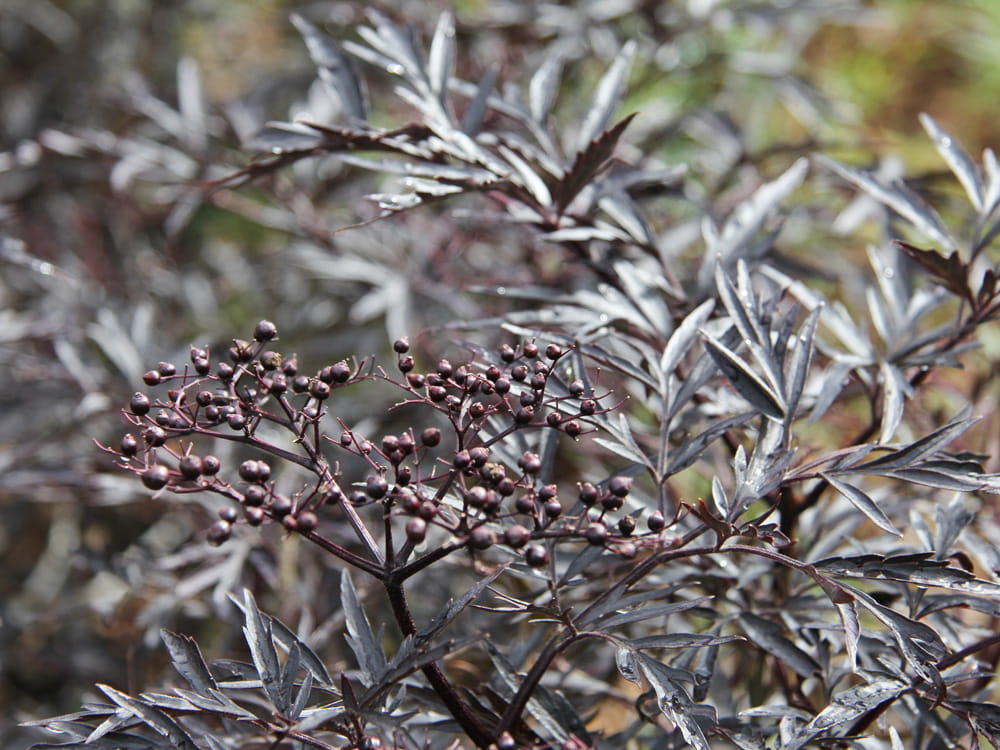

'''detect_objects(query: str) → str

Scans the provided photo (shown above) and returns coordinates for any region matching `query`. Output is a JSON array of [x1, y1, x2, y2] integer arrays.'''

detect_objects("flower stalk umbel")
[[100, 320, 673, 747]]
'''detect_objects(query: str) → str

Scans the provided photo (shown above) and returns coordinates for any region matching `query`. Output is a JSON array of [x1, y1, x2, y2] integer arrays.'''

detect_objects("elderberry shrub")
[[19, 5, 1000, 750]]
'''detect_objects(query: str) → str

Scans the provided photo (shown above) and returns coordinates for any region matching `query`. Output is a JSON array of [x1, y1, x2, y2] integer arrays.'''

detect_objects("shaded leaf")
[[556, 113, 636, 213], [160, 629, 217, 695], [291, 14, 366, 121], [920, 113, 982, 212], [702, 335, 785, 419], [341, 570, 386, 686], [575, 41, 636, 153], [896, 240, 972, 303], [822, 473, 900, 536], [240, 589, 285, 713], [737, 614, 819, 679]]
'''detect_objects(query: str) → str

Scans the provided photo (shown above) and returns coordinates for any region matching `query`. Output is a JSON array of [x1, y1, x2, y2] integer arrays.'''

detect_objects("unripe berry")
[[244, 485, 267, 506], [129, 392, 151, 415], [586, 522, 608, 545], [647, 511, 666, 532], [468, 526, 494, 550], [525, 544, 549, 567], [608, 477, 632, 497], [270, 494, 293, 517], [296, 511, 318, 532], [207, 520, 232, 545], [330, 362, 351, 382], [504, 524, 530, 549], [141, 465, 170, 490], [365, 475, 388, 499], [309, 379, 331, 400], [406, 517, 427, 544], [178, 455, 204, 480], [120, 433, 139, 457], [253, 320, 278, 341], [518, 452, 542, 474], [143, 426, 167, 447]]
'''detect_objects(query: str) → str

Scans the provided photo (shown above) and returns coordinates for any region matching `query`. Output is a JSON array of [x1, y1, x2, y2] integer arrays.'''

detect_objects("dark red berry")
[[217, 362, 235, 380], [511, 365, 528, 381], [202, 455, 221, 475], [238, 460, 262, 482], [580, 399, 597, 416], [366, 475, 388, 499], [218, 506, 239, 523], [468, 526, 494, 550], [407, 372, 425, 388], [609, 476, 632, 498], [538, 484, 557, 501], [437, 359, 453, 377], [206, 520, 232, 545], [143, 426, 167, 446], [229, 340, 253, 364], [393, 337, 410, 353], [296, 511, 318, 532], [522, 342, 538, 359], [253, 320, 278, 341], [520, 391, 537, 407], [282, 357, 298, 376], [282, 515, 299, 530], [469, 401, 486, 418], [569, 380, 585, 397], [469, 446, 490, 467], [515, 495, 535, 514], [546, 411, 562, 427], [191, 347, 207, 363], [292, 375, 310, 393], [196, 390, 213, 407], [515, 406, 534, 424], [564, 421, 583, 438], [586, 523, 608, 545], [499, 344, 515, 362], [406, 517, 427, 543], [647, 511, 666, 532], [545, 344, 562, 360], [467, 486, 488, 508], [142, 370, 161, 386], [602, 494, 624, 511], [518, 452, 542, 474], [453, 450, 472, 470], [417, 501, 437, 520], [618, 515, 636, 536], [543, 497, 562, 518], [141, 465, 170, 490], [309, 380, 331, 400], [260, 351, 281, 370], [428, 385, 447, 402], [154, 410, 170, 426], [129, 392, 151, 415], [503, 524, 531, 548], [245, 507, 265, 526], [244, 485, 267, 506], [330, 362, 351, 382], [398, 355, 415, 373], [486, 365, 502, 381], [578, 483, 599, 506], [494, 377, 511, 394], [178, 455, 204, 479], [227, 414, 245, 430], [525, 544, 549, 567], [421, 427, 441, 447], [497, 478, 516, 496], [193, 357, 211, 375], [120, 433, 139, 457], [270, 494, 293, 517]]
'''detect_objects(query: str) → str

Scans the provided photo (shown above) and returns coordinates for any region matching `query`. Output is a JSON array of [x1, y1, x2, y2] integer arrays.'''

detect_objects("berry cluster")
[[104, 322, 669, 573]]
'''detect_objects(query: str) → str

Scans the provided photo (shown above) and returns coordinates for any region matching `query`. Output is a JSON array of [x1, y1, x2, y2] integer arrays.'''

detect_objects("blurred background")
[[2, 0, 998, 746]]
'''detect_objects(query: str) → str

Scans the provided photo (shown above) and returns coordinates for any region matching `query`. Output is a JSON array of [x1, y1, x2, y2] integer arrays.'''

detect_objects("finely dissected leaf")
[[850, 415, 978, 472], [896, 240, 972, 303], [835, 600, 861, 672], [669, 325, 744, 418], [556, 113, 636, 213], [417, 563, 509, 642], [529, 52, 564, 124], [699, 157, 808, 287], [737, 614, 820, 679], [629, 633, 741, 650], [637, 654, 712, 750], [341, 570, 386, 686], [817, 154, 956, 249], [160, 629, 217, 695], [795, 679, 908, 743], [615, 645, 641, 685], [919, 113, 983, 212], [785, 306, 820, 419], [822, 473, 901, 535], [427, 12, 455, 105], [291, 14, 366, 122], [461, 66, 497, 136], [278, 641, 302, 717], [241, 589, 286, 713], [702, 335, 785, 419], [815, 552, 1000, 596], [666, 412, 755, 476], [95, 685, 198, 750], [288, 669, 313, 721], [599, 192, 655, 246], [598, 600, 715, 630], [575, 40, 636, 153], [485, 642, 569, 743], [499, 144, 552, 206], [661, 298, 715, 381]]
